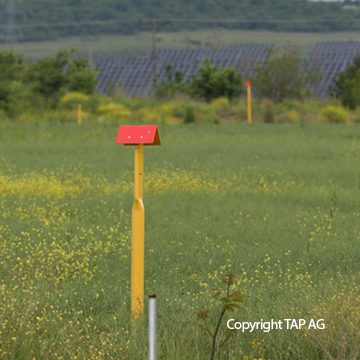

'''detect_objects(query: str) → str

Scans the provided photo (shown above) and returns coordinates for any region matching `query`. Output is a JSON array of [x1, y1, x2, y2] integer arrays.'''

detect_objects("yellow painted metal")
[[77, 104, 83, 125], [131, 144, 145, 319], [247, 85, 253, 124]]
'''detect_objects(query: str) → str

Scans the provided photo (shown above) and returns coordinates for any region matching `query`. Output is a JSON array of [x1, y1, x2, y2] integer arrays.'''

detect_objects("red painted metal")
[[116, 125, 161, 145], [245, 81, 252, 87]]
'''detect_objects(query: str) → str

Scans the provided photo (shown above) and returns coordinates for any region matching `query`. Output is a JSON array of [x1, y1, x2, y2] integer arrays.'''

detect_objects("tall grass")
[[0, 122, 359, 359]]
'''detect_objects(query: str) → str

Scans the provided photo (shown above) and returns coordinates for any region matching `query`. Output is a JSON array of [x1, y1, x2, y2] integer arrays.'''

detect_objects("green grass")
[[0, 121, 360, 359], [1, 29, 359, 58]]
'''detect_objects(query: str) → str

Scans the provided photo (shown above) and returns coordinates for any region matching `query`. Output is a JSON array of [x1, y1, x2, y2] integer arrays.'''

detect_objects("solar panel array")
[[309, 41, 360, 97], [94, 41, 360, 98], [94, 44, 273, 97]]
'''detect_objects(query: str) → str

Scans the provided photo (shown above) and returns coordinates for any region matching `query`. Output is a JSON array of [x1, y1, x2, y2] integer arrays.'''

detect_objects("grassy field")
[[0, 121, 360, 359], [1, 29, 359, 58]]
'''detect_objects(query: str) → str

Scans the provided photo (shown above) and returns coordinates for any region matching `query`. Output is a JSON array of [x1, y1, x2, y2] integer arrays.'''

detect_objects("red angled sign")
[[116, 125, 161, 145], [245, 81, 252, 87]]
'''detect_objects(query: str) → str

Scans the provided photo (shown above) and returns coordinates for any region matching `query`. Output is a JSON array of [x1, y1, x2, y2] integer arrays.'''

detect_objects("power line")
[[0, 17, 358, 30]]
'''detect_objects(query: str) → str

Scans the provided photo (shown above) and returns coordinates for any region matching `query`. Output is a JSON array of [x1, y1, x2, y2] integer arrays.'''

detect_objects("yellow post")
[[246, 83, 253, 124], [116, 125, 160, 319], [131, 144, 145, 319], [76, 104, 83, 125]]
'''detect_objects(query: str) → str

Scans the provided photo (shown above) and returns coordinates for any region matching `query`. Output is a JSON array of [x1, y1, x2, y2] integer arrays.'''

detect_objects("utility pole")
[[151, 19, 158, 89], [6, 0, 17, 45], [139, 19, 170, 94], [80, 35, 99, 68], [88, 43, 93, 68]]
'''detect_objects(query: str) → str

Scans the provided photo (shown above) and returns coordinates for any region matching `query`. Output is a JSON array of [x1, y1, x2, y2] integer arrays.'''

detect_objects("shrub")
[[159, 102, 186, 118], [0, 52, 35, 117], [303, 113, 324, 124], [253, 48, 320, 103], [59, 92, 90, 109], [321, 105, 350, 124], [16, 112, 42, 123], [155, 64, 188, 99], [211, 97, 230, 112], [273, 110, 301, 124], [331, 56, 360, 110], [262, 99, 275, 123], [97, 102, 131, 121], [0, 109, 9, 122], [189, 59, 243, 102], [139, 107, 159, 124], [25, 50, 97, 107], [352, 108, 360, 123], [183, 106, 196, 124]]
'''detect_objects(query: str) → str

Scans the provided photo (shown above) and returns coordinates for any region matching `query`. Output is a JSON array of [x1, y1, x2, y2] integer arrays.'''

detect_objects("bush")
[[0, 109, 9, 122], [0, 50, 97, 115], [159, 102, 186, 118], [321, 105, 350, 124], [16, 112, 42, 123], [183, 106, 196, 124], [189, 59, 243, 102], [139, 107, 158, 124], [25, 50, 97, 108], [97, 102, 131, 121], [261, 99, 275, 123], [303, 113, 324, 124], [273, 110, 301, 124], [352, 108, 360, 124], [211, 97, 230, 112], [155, 64, 188, 99], [59, 92, 90, 109], [332, 56, 360, 110], [253, 48, 320, 103]]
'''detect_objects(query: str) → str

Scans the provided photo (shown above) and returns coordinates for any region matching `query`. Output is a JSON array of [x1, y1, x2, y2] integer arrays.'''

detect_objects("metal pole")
[[149, 295, 157, 360], [131, 144, 145, 319]]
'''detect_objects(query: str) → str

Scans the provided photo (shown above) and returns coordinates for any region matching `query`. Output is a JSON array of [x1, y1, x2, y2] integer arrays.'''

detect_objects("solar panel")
[[94, 42, 360, 98], [309, 41, 360, 97], [94, 44, 274, 97]]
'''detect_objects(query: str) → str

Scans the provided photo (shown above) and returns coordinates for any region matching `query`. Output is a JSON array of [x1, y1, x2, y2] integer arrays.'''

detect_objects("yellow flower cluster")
[[0, 169, 318, 198], [0, 188, 130, 357], [1, 163, 358, 358]]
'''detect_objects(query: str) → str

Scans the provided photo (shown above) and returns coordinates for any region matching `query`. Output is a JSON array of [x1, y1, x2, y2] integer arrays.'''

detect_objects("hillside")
[[0, 0, 359, 42]]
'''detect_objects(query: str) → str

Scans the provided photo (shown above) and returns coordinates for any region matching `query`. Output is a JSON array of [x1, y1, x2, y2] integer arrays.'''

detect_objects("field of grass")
[[1, 121, 360, 359], [1, 29, 359, 58]]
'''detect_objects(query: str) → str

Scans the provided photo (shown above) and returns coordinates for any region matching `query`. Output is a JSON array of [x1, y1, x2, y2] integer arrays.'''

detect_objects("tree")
[[253, 48, 320, 102], [331, 56, 360, 110], [189, 58, 243, 102], [26, 51, 69, 102], [155, 64, 187, 98], [0, 52, 24, 110], [0, 50, 97, 115], [66, 58, 98, 94], [0, 52, 31, 116], [26, 50, 97, 107]]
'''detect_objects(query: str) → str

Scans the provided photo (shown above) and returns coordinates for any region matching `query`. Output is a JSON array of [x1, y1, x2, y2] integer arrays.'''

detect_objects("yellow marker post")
[[116, 125, 161, 319], [76, 104, 83, 125], [245, 81, 253, 124], [131, 143, 145, 318]]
